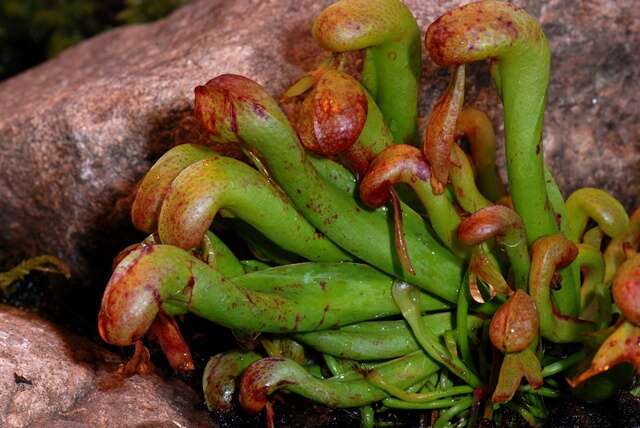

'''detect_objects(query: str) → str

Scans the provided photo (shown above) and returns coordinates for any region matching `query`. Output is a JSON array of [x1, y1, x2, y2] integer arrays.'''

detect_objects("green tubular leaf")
[[239, 350, 440, 413], [313, 0, 421, 144], [158, 155, 351, 263], [382, 397, 462, 410], [294, 312, 482, 361], [456, 272, 474, 370], [98, 245, 449, 346], [412, 177, 466, 257], [366, 370, 473, 402], [194, 75, 463, 302], [426, 0, 556, 243], [360, 144, 466, 256]]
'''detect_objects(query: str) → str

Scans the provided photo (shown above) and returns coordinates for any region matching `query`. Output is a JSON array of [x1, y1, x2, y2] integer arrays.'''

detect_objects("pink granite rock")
[[0, 304, 211, 427], [0, 0, 638, 281]]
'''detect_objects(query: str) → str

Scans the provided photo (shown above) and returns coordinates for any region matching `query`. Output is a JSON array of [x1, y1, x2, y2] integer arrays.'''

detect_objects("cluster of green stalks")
[[97, 1, 640, 426]]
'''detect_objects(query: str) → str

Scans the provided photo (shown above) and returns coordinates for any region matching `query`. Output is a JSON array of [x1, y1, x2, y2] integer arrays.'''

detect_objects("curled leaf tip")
[[194, 74, 274, 143], [99, 245, 195, 346], [359, 145, 429, 274], [529, 234, 594, 343], [287, 68, 368, 157], [458, 205, 524, 246], [425, 1, 543, 67], [359, 144, 429, 208]]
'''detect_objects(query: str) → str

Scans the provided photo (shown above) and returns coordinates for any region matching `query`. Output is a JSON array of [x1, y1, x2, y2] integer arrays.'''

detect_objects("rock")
[[0, 304, 211, 427], [0, 0, 638, 284]]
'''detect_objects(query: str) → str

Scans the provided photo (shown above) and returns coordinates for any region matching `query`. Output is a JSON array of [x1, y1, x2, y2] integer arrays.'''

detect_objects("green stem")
[[392, 281, 482, 387], [381, 397, 462, 410], [367, 371, 473, 402], [576, 244, 609, 326], [433, 397, 473, 428], [541, 350, 586, 377], [449, 145, 491, 213], [455, 107, 505, 202]]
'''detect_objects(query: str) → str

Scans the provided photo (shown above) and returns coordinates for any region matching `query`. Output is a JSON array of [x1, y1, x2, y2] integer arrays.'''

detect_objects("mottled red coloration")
[[569, 321, 640, 387], [339, 142, 376, 179], [239, 357, 291, 414], [98, 246, 164, 346], [293, 69, 367, 156], [531, 234, 579, 272], [491, 349, 543, 404], [359, 145, 429, 208], [489, 290, 538, 353], [311, 0, 392, 53], [194, 74, 273, 143], [458, 205, 524, 245], [613, 255, 640, 325], [423, 65, 465, 193], [147, 311, 195, 372], [194, 85, 219, 137], [425, 1, 538, 66]]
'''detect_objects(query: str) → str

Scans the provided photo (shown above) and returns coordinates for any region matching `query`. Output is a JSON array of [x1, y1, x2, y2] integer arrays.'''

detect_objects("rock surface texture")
[[0, 305, 210, 428], [0, 0, 638, 282]]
